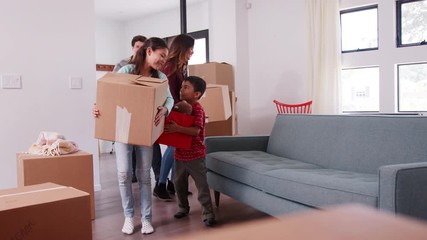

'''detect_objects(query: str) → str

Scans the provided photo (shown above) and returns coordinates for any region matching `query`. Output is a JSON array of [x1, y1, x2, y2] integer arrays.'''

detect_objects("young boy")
[[163, 76, 216, 227]]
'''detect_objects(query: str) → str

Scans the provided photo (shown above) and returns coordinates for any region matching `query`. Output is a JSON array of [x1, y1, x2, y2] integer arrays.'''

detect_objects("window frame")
[[340, 4, 379, 53], [397, 61, 427, 112], [396, 0, 427, 48], [340, 66, 380, 113]]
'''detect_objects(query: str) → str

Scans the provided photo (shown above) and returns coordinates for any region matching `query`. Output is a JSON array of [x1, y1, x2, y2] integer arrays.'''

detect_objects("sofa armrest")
[[379, 162, 427, 220], [205, 135, 269, 154]]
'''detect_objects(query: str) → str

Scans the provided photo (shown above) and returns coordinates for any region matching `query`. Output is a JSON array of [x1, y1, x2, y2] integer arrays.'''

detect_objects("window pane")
[[400, 1, 427, 45], [398, 63, 427, 111], [341, 67, 379, 112], [341, 7, 378, 52], [188, 38, 207, 65]]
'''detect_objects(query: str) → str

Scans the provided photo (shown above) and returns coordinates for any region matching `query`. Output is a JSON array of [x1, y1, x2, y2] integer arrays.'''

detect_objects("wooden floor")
[[92, 153, 270, 239]]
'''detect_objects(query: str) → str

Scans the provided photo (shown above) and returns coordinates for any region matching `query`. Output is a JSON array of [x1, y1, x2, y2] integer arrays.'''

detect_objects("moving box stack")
[[16, 151, 95, 220], [189, 62, 237, 136], [0, 183, 92, 240]]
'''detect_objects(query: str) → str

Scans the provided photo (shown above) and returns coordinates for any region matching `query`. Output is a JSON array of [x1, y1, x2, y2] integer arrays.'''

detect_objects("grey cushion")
[[206, 151, 320, 191], [263, 168, 378, 207], [207, 151, 378, 208], [267, 114, 427, 174]]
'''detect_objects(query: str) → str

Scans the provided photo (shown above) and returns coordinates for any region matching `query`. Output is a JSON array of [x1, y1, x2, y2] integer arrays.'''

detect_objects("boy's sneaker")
[[174, 211, 189, 219], [156, 183, 172, 201], [166, 179, 175, 195], [141, 220, 154, 234], [203, 218, 217, 227], [121, 217, 134, 235]]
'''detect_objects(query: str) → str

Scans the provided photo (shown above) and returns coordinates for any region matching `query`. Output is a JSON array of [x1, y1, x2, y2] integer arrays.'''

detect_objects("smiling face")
[[184, 47, 194, 62], [146, 47, 169, 70]]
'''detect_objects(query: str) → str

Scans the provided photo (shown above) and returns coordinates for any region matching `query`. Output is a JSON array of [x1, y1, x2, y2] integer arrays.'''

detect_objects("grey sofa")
[[205, 114, 427, 220]]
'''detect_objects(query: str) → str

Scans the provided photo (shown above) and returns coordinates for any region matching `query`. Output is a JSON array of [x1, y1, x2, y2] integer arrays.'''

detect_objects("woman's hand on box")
[[154, 106, 167, 126], [93, 103, 100, 118]]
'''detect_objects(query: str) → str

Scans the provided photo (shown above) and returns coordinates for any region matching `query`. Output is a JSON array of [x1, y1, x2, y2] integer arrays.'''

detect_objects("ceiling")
[[95, 0, 206, 22]]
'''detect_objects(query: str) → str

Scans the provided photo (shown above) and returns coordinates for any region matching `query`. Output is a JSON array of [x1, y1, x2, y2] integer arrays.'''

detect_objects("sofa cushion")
[[207, 151, 378, 208], [206, 151, 321, 191], [263, 168, 378, 207], [267, 115, 427, 174]]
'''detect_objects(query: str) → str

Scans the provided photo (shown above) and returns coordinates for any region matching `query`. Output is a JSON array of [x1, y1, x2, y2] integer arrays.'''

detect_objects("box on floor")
[[16, 151, 95, 219], [95, 72, 168, 146], [0, 183, 92, 240]]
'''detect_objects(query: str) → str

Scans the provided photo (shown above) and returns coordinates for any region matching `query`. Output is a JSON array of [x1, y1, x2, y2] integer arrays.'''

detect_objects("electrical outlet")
[[69, 76, 83, 89], [1, 74, 22, 89]]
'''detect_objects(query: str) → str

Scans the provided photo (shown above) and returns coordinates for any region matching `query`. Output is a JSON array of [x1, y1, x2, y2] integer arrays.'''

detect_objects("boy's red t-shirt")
[[174, 102, 206, 161]]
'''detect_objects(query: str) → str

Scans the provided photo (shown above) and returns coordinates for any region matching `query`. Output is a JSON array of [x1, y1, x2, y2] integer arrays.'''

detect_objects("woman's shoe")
[[174, 211, 189, 219], [156, 183, 172, 201], [141, 220, 154, 234], [167, 179, 175, 195], [121, 217, 134, 235]]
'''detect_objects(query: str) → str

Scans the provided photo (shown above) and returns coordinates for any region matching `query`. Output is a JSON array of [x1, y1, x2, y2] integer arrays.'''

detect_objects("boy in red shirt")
[[163, 76, 216, 226]]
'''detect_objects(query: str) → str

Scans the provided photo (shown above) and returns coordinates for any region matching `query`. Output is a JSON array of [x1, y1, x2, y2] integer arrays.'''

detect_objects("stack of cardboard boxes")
[[0, 183, 92, 240], [189, 62, 236, 136], [16, 151, 95, 220], [0, 150, 95, 239]]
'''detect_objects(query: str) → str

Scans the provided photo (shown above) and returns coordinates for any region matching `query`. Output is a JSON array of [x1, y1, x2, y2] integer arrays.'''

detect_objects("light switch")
[[1, 74, 22, 89], [69, 76, 82, 89]]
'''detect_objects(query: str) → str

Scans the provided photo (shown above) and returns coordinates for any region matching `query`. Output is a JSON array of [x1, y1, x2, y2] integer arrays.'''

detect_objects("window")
[[396, 0, 427, 47], [164, 29, 209, 64], [340, 5, 378, 53], [398, 62, 427, 111], [341, 67, 380, 112]]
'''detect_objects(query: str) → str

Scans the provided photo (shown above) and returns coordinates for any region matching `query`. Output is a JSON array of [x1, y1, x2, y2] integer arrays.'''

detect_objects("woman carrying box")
[[154, 34, 195, 201], [93, 37, 173, 235]]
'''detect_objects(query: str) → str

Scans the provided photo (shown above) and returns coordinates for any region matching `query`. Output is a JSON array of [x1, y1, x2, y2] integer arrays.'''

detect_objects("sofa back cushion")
[[267, 114, 427, 174]]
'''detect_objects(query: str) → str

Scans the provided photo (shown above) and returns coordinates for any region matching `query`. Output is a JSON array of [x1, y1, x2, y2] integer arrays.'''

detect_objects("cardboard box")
[[157, 111, 195, 149], [189, 62, 235, 91], [16, 151, 95, 220], [95, 72, 168, 146], [0, 183, 92, 240], [206, 91, 237, 136], [199, 84, 232, 123]]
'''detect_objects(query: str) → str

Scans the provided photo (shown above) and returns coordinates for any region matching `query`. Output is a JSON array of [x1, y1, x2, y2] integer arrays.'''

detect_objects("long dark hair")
[[165, 34, 195, 78], [131, 37, 168, 78]]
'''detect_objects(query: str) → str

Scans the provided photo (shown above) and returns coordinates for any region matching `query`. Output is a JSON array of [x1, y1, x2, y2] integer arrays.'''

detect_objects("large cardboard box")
[[199, 84, 232, 123], [95, 73, 168, 146], [16, 151, 95, 220], [189, 62, 235, 91], [206, 91, 237, 136], [0, 183, 92, 240]]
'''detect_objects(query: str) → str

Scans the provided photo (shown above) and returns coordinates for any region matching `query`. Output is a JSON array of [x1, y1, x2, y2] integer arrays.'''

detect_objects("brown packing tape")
[[131, 76, 166, 87], [0, 186, 67, 198]]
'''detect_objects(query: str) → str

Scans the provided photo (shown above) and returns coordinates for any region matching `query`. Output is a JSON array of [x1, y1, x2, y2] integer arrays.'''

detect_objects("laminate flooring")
[[92, 153, 270, 239]]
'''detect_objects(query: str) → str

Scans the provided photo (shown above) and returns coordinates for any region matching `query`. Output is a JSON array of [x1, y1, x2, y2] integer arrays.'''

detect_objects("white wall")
[[244, 0, 310, 134], [96, 18, 126, 65], [124, 1, 209, 50], [0, 0, 99, 190]]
